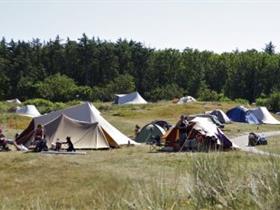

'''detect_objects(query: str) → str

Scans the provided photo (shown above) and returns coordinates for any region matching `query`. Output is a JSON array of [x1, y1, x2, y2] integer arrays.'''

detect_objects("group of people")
[[29, 124, 76, 152], [0, 124, 76, 152]]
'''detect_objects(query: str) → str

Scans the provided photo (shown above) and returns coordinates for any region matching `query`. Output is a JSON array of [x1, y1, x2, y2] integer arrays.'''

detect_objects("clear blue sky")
[[1, 0, 280, 53]]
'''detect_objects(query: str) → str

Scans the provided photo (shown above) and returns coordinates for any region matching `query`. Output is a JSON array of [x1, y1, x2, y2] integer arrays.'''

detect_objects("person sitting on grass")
[[61, 136, 76, 152], [34, 135, 48, 152], [134, 125, 141, 138], [0, 128, 10, 151]]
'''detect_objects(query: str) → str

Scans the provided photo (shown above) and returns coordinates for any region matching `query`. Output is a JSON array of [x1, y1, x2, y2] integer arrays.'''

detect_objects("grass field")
[[1, 101, 280, 209], [258, 136, 280, 154]]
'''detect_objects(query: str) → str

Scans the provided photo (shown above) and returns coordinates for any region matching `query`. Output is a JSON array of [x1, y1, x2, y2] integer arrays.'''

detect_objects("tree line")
[[0, 34, 280, 104]]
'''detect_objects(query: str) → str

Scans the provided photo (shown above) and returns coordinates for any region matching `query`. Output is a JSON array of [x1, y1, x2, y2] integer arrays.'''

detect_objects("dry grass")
[[1, 101, 280, 209], [1, 148, 280, 209], [258, 136, 280, 154]]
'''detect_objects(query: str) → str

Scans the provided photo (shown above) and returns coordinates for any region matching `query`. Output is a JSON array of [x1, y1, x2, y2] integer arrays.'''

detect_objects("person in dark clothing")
[[34, 135, 48, 152], [176, 115, 189, 146], [62, 136, 76, 152], [0, 128, 10, 151]]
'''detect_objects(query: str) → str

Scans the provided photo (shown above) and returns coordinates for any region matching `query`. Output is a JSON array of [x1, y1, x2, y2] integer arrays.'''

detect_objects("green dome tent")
[[135, 123, 165, 143]]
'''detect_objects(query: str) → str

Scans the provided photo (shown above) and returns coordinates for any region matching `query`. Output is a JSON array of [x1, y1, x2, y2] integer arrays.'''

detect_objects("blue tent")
[[226, 106, 260, 124]]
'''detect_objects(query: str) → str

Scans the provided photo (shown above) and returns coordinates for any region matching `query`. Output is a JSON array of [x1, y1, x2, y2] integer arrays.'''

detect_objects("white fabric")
[[44, 114, 110, 149], [190, 117, 219, 138], [6, 98, 22, 104], [114, 92, 147, 105], [16, 105, 41, 117], [177, 96, 196, 104], [251, 107, 280, 125], [32, 102, 137, 146]]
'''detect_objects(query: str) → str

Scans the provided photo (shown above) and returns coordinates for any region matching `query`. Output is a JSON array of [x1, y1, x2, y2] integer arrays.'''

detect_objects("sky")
[[1, 0, 280, 53]]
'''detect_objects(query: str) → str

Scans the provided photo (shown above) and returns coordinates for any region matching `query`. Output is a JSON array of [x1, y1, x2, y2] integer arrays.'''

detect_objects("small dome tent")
[[177, 96, 196, 104], [208, 109, 231, 124], [16, 105, 41, 118], [226, 106, 260, 124], [135, 123, 165, 143], [114, 92, 147, 105]]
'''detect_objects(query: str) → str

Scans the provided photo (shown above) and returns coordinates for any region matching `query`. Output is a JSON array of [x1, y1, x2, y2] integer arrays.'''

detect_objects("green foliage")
[[198, 85, 220, 101], [266, 92, 280, 112], [234, 98, 249, 105], [36, 73, 78, 102], [256, 92, 280, 111], [93, 74, 136, 101], [146, 84, 184, 102], [1, 36, 280, 103], [264, 41, 275, 55], [23, 98, 66, 114], [256, 97, 269, 107]]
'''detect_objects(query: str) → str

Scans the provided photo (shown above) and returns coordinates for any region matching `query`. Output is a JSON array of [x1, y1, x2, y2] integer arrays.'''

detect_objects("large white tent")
[[251, 107, 280, 125], [44, 114, 111, 149], [16, 105, 41, 118], [16, 102, 137, 147], [114, 92, 147, 105]]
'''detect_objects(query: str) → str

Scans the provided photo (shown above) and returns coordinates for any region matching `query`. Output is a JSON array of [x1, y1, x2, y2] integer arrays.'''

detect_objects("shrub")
[[36, 73, 78, 102], [198, 88, 220, 101], [267, 92, 280, 112], [256, 97, 269, 107], [23, 98, 55, 114], [234, 98, 249, 104], [146, 84, 184, 102]]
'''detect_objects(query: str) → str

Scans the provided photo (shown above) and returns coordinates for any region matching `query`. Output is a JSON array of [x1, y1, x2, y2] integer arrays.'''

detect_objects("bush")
[[146, 84, 184, 102], [198, 88, 220, 101], [256, 92, 280, 112], [234, 98, 249, 104], [36, 73, 78, 102], [23, 98, 56, 114], [267, 92, 280, 112], [256, 97, 269, 107]]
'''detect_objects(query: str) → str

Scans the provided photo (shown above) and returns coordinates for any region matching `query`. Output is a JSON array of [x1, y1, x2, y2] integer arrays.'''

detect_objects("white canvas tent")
[[16, 102, 137, 147], [251, 107, 280, 125], [177, 96, 196, 104], [44, 114, 111, 149], [6, 98, 22, 104], [114, 92, 147, 105], [16, 105, 41, 117]]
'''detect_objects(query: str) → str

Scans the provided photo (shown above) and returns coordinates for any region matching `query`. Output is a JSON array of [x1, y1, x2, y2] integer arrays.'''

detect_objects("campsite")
[[1, 100, 280, 209], [2, 1, 280, 209]]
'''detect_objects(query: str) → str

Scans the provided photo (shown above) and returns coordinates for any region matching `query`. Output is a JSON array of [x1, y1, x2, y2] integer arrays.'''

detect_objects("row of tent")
[[16, 102, 138, 149], [7, 93, 196, 109], [135, 106, 280, 148], [135, 116, 234, 149], [227, 106, 280, 125]]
